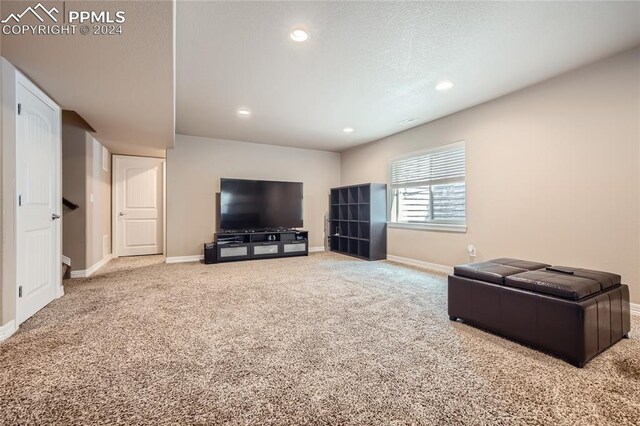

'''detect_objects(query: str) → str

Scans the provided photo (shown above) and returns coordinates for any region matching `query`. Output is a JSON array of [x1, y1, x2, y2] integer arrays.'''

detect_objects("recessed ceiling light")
[[343, 127, 354, 133], [289, 29, 309, 43], [435, 81, 454, 91], [398, 118, 417, 126], [237, 108, 251, 116]]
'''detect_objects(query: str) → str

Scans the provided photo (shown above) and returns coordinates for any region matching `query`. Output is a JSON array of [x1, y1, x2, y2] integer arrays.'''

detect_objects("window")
[[389, 141, 466, 231]]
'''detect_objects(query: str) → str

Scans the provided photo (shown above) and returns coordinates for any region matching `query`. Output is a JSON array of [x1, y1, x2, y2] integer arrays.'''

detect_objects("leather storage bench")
[[448, 258, 631, 367]]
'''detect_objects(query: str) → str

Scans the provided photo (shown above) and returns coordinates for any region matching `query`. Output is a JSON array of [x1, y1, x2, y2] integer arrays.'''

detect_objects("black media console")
[[211, 229, 309, 263]]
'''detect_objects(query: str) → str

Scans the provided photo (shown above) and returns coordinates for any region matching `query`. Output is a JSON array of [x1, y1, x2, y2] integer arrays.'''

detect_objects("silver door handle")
[[119, 211, 126, 216], [52, 213, 60, 220]]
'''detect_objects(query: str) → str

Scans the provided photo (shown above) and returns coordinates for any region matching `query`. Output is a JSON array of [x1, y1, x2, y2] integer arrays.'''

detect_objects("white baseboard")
[[70, 254, 112, 278], [61, 255, 71, 266], [386, 255, 454, 274], [386, 255, 640, 315], [165, 255, 203, 264], [309, 246, 325, 253], [0, 320, 17, 342]]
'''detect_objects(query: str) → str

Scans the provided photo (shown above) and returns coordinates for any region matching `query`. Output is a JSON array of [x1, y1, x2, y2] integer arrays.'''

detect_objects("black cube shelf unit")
[[329, 183, 387, 260]]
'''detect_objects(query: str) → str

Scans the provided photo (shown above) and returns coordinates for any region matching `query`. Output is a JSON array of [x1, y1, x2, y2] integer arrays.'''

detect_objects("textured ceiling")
[[1, 1, 174, 157], [177, 1, 640, 152]]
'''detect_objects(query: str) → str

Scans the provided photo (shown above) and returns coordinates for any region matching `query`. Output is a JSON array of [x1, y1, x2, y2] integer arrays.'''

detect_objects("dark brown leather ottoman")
[[448, 258, 631, 367]]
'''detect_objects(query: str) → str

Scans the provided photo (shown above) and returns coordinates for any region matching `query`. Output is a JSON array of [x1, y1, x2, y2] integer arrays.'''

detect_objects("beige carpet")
[[0, 253, 638, 425]]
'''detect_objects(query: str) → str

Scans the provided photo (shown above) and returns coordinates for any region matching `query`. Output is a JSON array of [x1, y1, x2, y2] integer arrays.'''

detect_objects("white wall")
[[341, 47, 640, 303], [166, 134, 341, 257], [61, 114, 112, 272]]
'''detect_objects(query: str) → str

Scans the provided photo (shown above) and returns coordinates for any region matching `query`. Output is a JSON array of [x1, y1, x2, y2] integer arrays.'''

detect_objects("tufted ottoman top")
[[505, 267, 621, 300], [453, 258, 550, 285]]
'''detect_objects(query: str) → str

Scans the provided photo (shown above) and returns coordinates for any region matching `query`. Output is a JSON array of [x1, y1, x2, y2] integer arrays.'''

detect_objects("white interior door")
[[16, 74, 61, 324], [114, 156, 165, 257]]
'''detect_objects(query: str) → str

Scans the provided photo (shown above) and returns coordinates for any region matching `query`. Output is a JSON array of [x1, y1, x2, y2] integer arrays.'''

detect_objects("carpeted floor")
[[0, 253, 638, 425]]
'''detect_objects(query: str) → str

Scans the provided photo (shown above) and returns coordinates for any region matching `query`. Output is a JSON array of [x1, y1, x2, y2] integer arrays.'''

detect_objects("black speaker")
[[204, 243, 217, 264]]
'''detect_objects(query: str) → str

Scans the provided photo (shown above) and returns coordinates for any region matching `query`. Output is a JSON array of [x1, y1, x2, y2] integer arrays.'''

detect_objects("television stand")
[[213, 229, 309, 263]]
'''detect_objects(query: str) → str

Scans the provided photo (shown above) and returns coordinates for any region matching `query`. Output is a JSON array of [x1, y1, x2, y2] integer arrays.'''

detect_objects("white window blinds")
[[390, 142, 466, 226], [391, 142, 465, 189]]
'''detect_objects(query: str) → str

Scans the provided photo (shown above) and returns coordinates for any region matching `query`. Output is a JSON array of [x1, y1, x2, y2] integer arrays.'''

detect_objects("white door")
[[114, 156, 165, 257], [16, 74, 62, 324]]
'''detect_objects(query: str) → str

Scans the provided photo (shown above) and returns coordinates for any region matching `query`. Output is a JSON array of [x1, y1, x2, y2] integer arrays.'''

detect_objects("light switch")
[[90, 194, 94, 203]]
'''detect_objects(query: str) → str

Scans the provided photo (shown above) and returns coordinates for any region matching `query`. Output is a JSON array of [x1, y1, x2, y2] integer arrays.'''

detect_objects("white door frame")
[[112, 155, 166, 258], [15, 71, 63, 325]]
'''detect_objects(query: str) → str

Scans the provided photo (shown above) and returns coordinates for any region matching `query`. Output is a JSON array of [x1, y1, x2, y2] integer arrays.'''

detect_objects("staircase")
[[61, 198, 79, 280], [62, 255, 71, 280]]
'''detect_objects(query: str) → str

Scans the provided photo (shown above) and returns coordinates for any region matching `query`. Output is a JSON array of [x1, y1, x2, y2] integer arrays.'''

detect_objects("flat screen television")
[[219, 178, 303, 231]]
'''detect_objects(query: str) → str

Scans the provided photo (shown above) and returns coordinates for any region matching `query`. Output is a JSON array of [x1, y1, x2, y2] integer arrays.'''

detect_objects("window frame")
[[387, 141, 467, 233]]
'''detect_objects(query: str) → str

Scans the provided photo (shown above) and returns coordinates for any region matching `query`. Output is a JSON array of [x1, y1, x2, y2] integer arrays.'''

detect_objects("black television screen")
[[220, 178, 303, 230]]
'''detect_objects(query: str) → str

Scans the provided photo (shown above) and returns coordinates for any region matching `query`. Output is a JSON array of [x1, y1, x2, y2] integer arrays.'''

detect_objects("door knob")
[[119, 211, 126, 216], [51, 213, 60, 220]]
